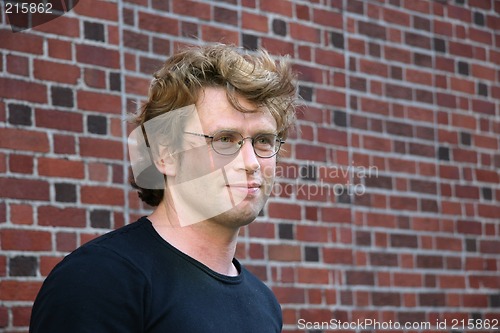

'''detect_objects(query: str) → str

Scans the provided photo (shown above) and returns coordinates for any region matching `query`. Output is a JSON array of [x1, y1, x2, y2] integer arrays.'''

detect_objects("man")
[[30, 43, 297, 332]]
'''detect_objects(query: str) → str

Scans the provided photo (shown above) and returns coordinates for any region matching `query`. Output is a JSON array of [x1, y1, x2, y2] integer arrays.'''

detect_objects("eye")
[[259, 136, 272, 144], [213, 131, 238, 143], [254, 134, 276, 147], [218, 135, 233, 143]]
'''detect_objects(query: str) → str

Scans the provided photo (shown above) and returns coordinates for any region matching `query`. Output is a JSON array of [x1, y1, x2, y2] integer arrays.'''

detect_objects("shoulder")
[[41, 217, 159, 293], [30, 218, 155, 332]]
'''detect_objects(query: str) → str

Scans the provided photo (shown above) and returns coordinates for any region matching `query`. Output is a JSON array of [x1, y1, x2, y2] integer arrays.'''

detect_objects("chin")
[[214, 201, 264, 228]]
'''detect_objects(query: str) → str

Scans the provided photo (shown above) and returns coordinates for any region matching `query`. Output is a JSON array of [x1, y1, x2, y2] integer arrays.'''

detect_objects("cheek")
[[260, 160, 276, 180]]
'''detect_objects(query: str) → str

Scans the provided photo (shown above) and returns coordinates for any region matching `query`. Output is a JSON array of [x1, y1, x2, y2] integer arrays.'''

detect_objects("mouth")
[[226, 183, 262, 195]]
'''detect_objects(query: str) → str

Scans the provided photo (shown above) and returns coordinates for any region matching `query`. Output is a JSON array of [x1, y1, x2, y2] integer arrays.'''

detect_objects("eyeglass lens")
[[211, 131, 280, 157]]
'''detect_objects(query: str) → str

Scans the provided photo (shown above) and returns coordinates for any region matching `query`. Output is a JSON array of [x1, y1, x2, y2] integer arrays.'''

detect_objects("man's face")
[[165, 87, 278, 228]]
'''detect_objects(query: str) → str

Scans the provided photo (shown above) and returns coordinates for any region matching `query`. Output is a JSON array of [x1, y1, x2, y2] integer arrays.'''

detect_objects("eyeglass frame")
[[184, 130, 285, 158]]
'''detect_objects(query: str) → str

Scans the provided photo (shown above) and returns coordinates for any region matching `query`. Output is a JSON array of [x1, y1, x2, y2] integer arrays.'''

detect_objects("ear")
[[154, 149, 177, 177]]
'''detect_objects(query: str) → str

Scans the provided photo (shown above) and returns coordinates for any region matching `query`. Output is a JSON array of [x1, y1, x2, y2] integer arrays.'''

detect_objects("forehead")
[[194, 87, 277, 133]]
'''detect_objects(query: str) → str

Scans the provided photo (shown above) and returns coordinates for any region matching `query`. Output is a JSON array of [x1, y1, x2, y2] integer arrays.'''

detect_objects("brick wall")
[[0, 0, 499, 332]]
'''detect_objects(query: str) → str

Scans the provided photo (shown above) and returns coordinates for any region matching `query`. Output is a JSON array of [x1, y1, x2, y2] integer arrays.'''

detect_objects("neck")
[[148, 204, 240, 276]]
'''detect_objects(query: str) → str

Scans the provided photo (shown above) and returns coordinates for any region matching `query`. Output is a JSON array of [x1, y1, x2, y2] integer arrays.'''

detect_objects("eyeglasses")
[[184, 130, 284, 158]]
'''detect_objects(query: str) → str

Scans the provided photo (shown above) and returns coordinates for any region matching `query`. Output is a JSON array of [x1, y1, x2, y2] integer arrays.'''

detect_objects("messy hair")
[[130, 43, 298, 206]]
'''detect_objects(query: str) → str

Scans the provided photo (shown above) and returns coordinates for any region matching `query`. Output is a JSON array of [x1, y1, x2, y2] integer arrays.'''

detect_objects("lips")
[[227, 183, 262, 188], [226, 182, 262, 197]]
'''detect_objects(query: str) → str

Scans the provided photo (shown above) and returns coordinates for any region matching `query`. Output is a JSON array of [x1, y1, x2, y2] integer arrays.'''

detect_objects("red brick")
[[38, 157, 84, 179], [125, 75, 150, 95], [463, 294, 488, 308], [10, 204, 33, 225], [315, 49, 345, 68], [472, 63, 497, 81], [268, 244, 301, 261], [472, 99, 496, 115], [297, 268, 329, 284], [12, 306, 31, 327], [273, 286, 305, 304], [313, 9, 342, 29], [9, 154, 34, 174], [0, 305, 7, 327], [139, 12, 178, 35], [83, 68, 106, 89], [77, 91, 122, 113], [260, 0, 293, 15], [433, 19, 453, 37], [360, 59, 388, 78], [469, 275, 499, 289], [321, 207, 351, 223], [172, 0, 211, 20], [38, 206, 86, 227], [53, 134, 76, 154], [0, 202, 5, 224], [248, 222, 274, 238], [40, 256, 64, 276], [242, 12, 268, 33], [108, 25, 120, 45], [289, 23, 320, 43], [394, 273, 422, 287], [48, 39, 73, 60], [81, 185, 124, 206], [390, 196, 418, 211], [346, 270, 374, 286], [0, 229, 51, 251], [315, 88, 345, 107], [383, 8, 410, 26], [73, 0, 118, 21], [293, 64, 324, 83], [475, 168, 499, 183], [80, 137, 123, 160], [35, 108, 83, 132], [0, 281, 42, 301], [88, 162, 109, 182], [479, 240, 500, 253], [474, 135, 499, 150], [457, 220, 482, 235], [34, 60, 80, 84], [76, 44, 120, 69], [347, 37, 365, 55], [201, 25, 239, 45], [317, 128, 347, 146], [6, 54, 29, 76], [0, 30, 44, 54], [384, 45, 412, 63], [261, 37, 295, 56], [323, 248, 353, 265], [405, 0, 431, 13], [0, 78, 47, 104], [295, 144, 327, 162], [0, 178, 49, 201], [362, 135, 391, 152], [268, 202, 301, 220], [296, 225, 328, 242], [34, 15, 79, 37]]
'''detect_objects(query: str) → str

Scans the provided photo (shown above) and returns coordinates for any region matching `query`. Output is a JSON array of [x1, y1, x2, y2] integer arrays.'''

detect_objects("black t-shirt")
[[30, 217, 282, 333]]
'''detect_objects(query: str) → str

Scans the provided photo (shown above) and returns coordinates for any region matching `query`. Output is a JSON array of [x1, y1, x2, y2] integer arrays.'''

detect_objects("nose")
[[238, 138, 260, 173]]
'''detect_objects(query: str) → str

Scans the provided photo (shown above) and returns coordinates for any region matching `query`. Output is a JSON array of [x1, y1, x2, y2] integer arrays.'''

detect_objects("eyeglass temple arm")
[[184, 131, 213, 139]]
